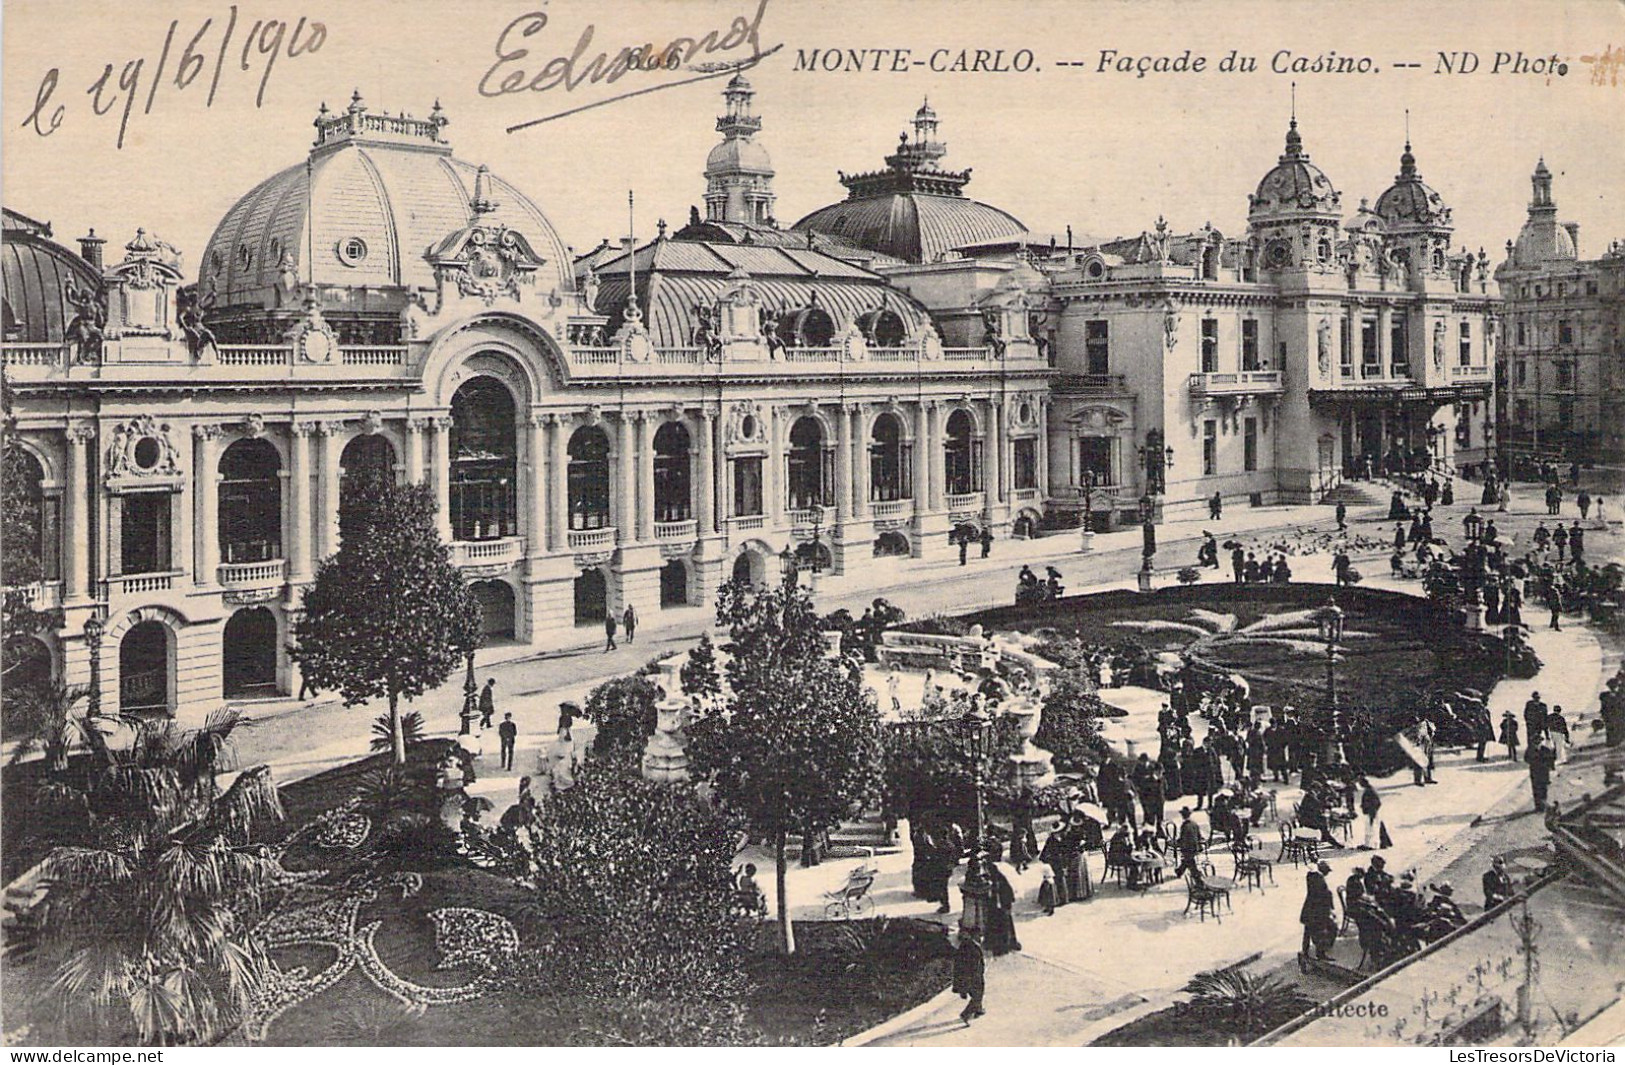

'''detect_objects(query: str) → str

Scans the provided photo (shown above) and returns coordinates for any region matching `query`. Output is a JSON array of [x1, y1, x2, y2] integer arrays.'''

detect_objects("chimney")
[[77, 229, 105, 271], [1562, 222, 1580, 255]]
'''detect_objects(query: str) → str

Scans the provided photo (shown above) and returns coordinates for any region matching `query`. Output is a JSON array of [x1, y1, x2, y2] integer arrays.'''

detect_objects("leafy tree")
[[582, 675, 660, 757], [679, 632, 723, 708], [20, 711, 285, 1045], [509, 759, 748, 1013], [688, 578, 884, 954], [2, 441, 62, 726], [1034, 662, 1107, 771], [292, 474, 480, 764], [883, 686, 1023, 822]]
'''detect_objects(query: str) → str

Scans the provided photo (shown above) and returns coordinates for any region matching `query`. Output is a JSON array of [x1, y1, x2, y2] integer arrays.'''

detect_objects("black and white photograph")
[[2, 0, 1623, 1050]]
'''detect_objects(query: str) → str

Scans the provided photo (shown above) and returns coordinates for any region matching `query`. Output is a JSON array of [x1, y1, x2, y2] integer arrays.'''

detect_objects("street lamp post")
[[1136, 430, 1174, 499], [959, 702, 995, 933], [83, 613, 104, 718], [459, 650, 478, 734], [1137, 492, 1157, 592], [1079, 470, 1099, 552], [1315, 599, 1345, 764]]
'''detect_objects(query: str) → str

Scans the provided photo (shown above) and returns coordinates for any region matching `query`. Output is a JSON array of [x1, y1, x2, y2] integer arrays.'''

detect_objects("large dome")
[[794, 193, 1026, 265], [1374, 143, 1450, 228], [706, 136, 773, 175], [201, 93, 572, 308], [791, 102, 1026, 264], [2, 209, 102, 343], [1250, 119, 1340, 216], [1512, 217, 1577, 267]]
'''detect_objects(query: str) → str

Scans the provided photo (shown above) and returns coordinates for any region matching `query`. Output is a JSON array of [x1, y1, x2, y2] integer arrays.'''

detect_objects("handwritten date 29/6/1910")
[[21, 7, 325, 150]]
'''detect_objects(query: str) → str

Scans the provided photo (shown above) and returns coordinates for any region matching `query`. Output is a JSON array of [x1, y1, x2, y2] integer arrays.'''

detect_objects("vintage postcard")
[[2, 0, 1622, 1051]]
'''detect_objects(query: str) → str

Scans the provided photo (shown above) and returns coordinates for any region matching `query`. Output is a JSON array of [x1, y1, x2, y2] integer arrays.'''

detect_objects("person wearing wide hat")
[[1300, 860, 1338, 960]]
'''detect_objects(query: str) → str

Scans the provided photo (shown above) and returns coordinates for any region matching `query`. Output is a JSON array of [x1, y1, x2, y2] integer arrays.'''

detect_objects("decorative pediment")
[[430, 223, 545, 307], [1069, 405, 1129, 430], [109, 228, 185, 291], [105, 415, 182, 486], [284, 294, 339, 364]]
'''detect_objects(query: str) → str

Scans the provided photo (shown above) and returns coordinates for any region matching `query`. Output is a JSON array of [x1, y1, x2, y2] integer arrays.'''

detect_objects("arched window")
[[470, 579, 516, 639], [119, 621, 172, 716], [777, 305, 836, 349], [568, 426, 612, 530], [944, 409, 979, 495], [653, 421, 692, 522], [218, 439, 282, 564], [573, 568, 607, 624], [873, 531, 910, 558], [450, 378, 517, 542], [660, 559, 689, 607], [787, 417, 829, 510], [3, 446, 55, 582], [222, 607, 279, 697], [869, 413, 910, 502], [857, 308, 908, 348], [340, 434, 396, 502]]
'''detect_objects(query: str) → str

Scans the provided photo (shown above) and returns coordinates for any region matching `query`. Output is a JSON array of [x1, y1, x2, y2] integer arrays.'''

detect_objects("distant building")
[[1494, 160, 1625, 481]]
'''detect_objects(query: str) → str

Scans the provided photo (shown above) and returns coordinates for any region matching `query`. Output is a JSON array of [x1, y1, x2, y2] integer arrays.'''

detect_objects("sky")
[[4, 0, 1622, 276]]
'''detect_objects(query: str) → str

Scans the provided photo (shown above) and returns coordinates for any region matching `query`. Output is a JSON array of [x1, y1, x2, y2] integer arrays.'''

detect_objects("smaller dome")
[[706, 136, 773, 175], [1251, 119, 1340, 216], [1512, 219, 1577, 267], [1374, 142, 1450, 227], [2, 219, 101, 343]]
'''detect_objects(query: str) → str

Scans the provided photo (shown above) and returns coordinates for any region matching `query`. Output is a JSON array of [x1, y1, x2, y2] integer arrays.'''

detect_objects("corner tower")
[[704, 74, 776, 226]]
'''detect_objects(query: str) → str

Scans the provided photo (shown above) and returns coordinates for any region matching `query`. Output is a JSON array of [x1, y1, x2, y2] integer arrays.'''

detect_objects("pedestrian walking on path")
[[498, 712, 517, 771], [604, 611, 618, 651], [479, 677, 497, 729], [1300, 860, 1338, 960], [1528, 736, 1557, 811], [1335, 501, 1347, 531], [1500, 710, 1520, 762], [952, 925, 986, 1025], [1210, 491, 1223, 521], [979, 526, 993, 559], [622, 603, 638, 644]]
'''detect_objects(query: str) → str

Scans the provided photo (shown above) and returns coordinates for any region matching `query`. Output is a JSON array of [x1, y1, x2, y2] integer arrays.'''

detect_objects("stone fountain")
[[642, 657, 692, 784]]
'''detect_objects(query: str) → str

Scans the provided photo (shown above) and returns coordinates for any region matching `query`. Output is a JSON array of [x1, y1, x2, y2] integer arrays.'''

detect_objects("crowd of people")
[[1334, 855, 1469, 967]]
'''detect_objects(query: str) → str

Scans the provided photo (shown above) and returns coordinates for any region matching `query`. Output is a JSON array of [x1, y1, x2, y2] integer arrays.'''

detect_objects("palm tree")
[[6, 680, 89, 773], [21, 709, 286, 1045]]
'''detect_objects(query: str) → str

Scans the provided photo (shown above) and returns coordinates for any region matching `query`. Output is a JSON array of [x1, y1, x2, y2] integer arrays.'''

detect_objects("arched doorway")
[[568, 426, 612, 530], [660, 559, 689, 607], [573, 568, 607, 625], [4, 446, 53, 583], [222, 607, 279, 698], [119, 621, 172, 716], [219, 438, 282, 564], [870, 413, 909, 502], [944, 409, 977, 495], [653, 422, 692, 521], [450, 378, 517, 541], [470, 579, 516, 640], [787, 417, 828, 510], [731, 552, 758, 586], [341, 433, 396, 501], [873, 531, 910, 558]]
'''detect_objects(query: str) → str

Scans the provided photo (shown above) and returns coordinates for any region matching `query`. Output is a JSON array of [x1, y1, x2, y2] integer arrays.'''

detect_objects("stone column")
[[404, 418, 426, 484], [527, 413, 547, 553], [64, 424, 94, 600], [548, 414, 569, 552], [1037, 400, 1051, 495], [616, 414, 635, 544], [1378, 304, 1393, 378], [637, 412, 655, 541], [928, 403, 945, 510], [429, 416, 453, 542], [835, 405, 853, 522], [766, 407, 783, 526], [696, 411, 716, 535], [317, 422, 342, 562], [852, 406, 870, 518], [288, 423, 316, 580], [912, 403, 931, 515], [987, 400, 1004, 504]]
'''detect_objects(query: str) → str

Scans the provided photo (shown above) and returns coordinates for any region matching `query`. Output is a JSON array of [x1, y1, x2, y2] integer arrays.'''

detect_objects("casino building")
[[0, 80, 1497, 724]]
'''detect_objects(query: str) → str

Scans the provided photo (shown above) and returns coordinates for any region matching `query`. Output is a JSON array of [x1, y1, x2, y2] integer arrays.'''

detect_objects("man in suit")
[[1173, 807, 1203, 879], [478, 678, 497, 729], [497, 712, 518, 771], [952, 924, 986, 1024], [1482, 856, 1515, 909], [1301, 860, 1337, 960]]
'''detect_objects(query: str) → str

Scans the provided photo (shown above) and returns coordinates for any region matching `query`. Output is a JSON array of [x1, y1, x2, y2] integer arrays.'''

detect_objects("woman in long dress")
[[982, 842, 1022, 956], [546, 725, 577, 791]]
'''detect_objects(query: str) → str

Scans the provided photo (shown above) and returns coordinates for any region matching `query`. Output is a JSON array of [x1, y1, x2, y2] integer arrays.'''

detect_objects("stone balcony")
[[103, 571, 180, 597], [1187, 370, 1284, 396], [869, 498, 913, 521], [218, 559, 288, 589], [945, 491, 985, 518], [566, 528, 616, 553], [450, 537, 525, 570], [653, 519, 698, 548], [8, 580, 64, 610], [1451, 364, 1491, 381], [1055, 372, 1130, 395]]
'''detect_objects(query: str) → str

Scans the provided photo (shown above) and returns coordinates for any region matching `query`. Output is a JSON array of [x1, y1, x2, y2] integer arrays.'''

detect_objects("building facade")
[[1494, 160, 1625, 481], [1, 85, 1499, 724]]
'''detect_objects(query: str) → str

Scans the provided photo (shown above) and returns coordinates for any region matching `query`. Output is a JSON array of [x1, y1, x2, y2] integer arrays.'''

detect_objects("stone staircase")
[[1320, 480, 1390, 508], [788, 808, 900, 861]]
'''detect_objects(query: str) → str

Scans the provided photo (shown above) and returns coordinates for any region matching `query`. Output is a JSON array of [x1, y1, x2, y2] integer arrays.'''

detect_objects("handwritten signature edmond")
[[481, 0, 781, 133]]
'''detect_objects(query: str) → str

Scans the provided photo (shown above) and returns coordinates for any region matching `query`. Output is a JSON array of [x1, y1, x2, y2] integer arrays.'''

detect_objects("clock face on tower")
[[1265, 239, 1292, 268]]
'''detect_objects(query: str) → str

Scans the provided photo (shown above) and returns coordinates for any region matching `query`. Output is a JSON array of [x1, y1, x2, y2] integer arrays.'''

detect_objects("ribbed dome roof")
[[1374, 143, 1450, 227], [200, 95, 571, 308], [1251, 119, 1340, 216], [1512, 218, 1577, 266], [706, 136, 773, 175], [1, 214, 102, 343], [793, 194, 1026, 265]]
